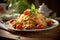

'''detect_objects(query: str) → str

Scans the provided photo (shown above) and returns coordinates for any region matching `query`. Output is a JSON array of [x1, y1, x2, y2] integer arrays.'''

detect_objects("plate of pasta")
[[0, 4, 59, 32]]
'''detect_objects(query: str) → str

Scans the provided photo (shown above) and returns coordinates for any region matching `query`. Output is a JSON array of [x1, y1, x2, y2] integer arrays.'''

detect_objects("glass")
[[8, 0, 30, 14]]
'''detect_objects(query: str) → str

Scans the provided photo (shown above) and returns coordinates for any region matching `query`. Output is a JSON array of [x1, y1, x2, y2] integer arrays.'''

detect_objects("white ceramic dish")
[[0, 18, 59, 32]]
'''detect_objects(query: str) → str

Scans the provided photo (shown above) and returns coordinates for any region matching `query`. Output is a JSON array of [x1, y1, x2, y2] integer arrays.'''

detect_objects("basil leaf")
[[30, 4, 37, 17], [31, 4, 35, 10]]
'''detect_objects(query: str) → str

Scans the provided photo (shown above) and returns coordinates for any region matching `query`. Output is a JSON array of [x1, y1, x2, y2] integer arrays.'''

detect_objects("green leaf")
[[31, 4, 35, 10], [51, 12, 56, 19], [30, 4, 37, 17]]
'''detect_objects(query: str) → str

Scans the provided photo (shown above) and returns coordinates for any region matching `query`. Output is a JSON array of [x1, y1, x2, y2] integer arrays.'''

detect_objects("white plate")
[[0, 19, 59, 31]]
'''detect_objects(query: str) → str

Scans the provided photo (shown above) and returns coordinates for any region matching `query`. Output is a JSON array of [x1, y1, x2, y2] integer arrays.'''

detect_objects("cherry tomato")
[[47, 20, 53, 26], [23, 11, 30, 15], [27, 24, 33, 29], [13, 24, 16, 27], [9, 19, 14, 23], [12, 24, 16, 29], [16, 24, 22, 29], [37, 24, 44, 29]]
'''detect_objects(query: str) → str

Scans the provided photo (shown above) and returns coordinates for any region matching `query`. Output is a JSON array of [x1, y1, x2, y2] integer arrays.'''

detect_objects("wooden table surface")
[[0, 20, 60, 40]]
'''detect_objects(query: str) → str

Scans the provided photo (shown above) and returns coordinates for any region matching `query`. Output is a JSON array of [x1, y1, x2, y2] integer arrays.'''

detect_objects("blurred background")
[[0, 0, 60, 17]]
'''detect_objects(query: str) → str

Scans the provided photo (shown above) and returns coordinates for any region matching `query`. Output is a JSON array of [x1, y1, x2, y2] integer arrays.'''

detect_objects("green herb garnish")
[[30, 4, 37, 17]]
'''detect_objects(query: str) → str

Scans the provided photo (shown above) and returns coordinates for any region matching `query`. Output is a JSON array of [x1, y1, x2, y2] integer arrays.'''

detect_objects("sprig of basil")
[[30, 4, 37, 17], [31, 4, 35, 10]]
